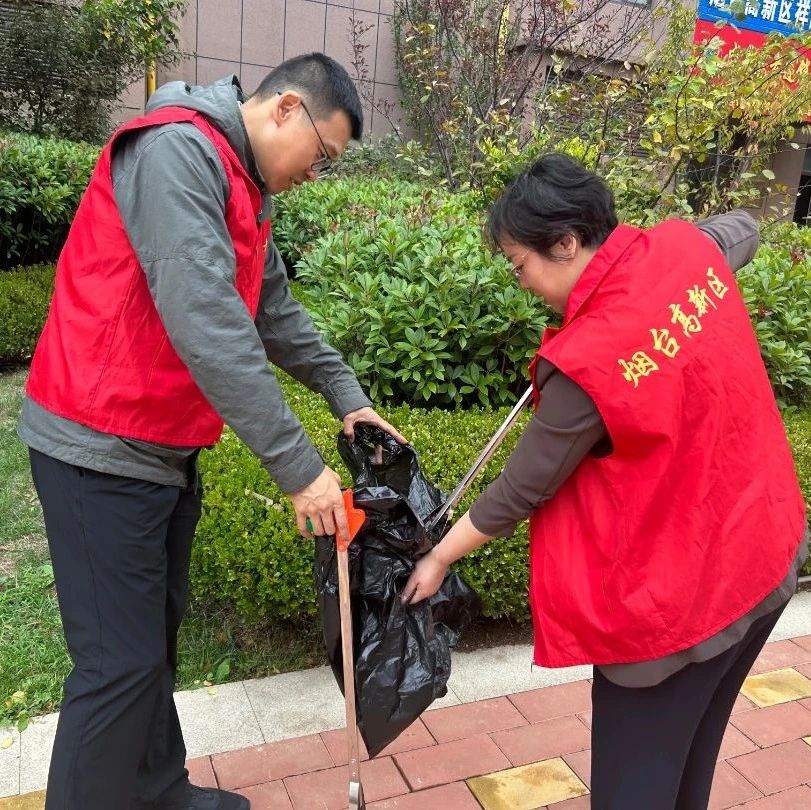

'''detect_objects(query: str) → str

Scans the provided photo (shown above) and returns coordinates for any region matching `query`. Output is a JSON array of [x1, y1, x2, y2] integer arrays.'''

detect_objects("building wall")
[[115, 0, 807, 222], [118, 0, 405, 138], [752, 128, 811, 223]]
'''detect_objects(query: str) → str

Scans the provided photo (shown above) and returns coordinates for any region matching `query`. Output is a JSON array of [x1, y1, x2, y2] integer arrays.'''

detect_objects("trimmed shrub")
[[785, 409, 811, 577], [0, 133, 98, 269], [192, 374, 532, 623], [275, 178, 810, 409], [192, 374, 811, 624], [276, 178, 551, 408], [272, 178, 468, 266], [0, 265, 54, 366], [738, 226, 811, 406]]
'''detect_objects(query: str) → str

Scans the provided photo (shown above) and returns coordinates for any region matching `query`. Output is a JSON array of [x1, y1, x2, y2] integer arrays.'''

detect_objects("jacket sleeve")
[[695, 210, 760, 274], [111, 123, 325, 494], [469, 361, 608, 537], [254, 244, 372, 419]]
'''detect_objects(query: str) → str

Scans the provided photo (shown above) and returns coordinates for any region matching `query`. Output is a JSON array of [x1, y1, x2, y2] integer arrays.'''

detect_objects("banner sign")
[[697, 0, 811, 37]]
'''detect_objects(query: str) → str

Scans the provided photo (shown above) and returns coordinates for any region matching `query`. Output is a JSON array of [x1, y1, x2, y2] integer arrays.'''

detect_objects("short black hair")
[[487, 153, 617, 259], [253, 53, 363, 140]]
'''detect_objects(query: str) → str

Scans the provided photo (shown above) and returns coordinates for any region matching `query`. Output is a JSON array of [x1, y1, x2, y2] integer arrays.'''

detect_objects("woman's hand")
[[401, 511, 493, 605], [402, 549, 449, 605]]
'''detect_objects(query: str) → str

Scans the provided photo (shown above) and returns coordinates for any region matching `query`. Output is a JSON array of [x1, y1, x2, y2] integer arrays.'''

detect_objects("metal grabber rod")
[[336, 489, 367, 809], [425, 385, 533, 532]]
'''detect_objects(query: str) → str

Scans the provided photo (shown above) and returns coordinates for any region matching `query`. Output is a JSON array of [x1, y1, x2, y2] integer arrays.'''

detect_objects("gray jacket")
[[18, 77, 371, 493]]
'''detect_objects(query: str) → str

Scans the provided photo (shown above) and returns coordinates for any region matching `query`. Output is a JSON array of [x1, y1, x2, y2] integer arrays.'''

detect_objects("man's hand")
[[343, 406, 407, 444], [401, 549, 449, 605], [289, 465, 348, 540]]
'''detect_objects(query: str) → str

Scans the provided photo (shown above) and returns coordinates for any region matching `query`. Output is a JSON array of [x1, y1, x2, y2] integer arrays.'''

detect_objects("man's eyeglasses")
[[300, 98, 334, 174]]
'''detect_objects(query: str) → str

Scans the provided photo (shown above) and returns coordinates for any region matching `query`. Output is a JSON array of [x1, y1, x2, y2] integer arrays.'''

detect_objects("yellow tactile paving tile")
[[467, 757, 589, 810], [740, 667, 811, 708], [0, 791, 45, 810], [805, 735, 811, 746]]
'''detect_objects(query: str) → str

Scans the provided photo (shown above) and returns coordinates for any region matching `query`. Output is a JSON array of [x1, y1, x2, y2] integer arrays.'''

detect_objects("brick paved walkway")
[[4, 635, 811, 809], [196, 639, 811, 809]]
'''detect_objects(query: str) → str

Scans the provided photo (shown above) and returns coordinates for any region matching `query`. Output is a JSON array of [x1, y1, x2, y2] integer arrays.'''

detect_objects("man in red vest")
[[403, 154, 808, 809], [20, 54, 403, 810]]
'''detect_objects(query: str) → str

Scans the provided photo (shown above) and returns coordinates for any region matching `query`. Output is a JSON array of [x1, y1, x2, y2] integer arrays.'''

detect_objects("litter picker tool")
[[335, 488, 368, 809], [425, 385, 533, 533]]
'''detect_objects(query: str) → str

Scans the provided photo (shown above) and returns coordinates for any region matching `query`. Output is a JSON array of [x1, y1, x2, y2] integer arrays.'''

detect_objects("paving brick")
[[366, 782, 482, 809], [284, 757, 408, 809], [795, 663, 811, 680], [750, 641, 811, 675], [422, 697, 527, 743], [467, 758, 588, 809], [790, 635, 811, 655], [549, 796, 591, 809], [733, 694, 757, 715], [211, 734, 333, 789], [235, 780, 293, 810], [718, 725, 759, 759], [490, 715, 590, 767], [731, 701, 811, 747], [320, 719, 435, 765], [708, 761, 762, 809], [741, 669, 811, 708], [394, 734, 511, 791], [733, 785, 811, 809], [186, 755, 218, 788], [0, 792, 45, 810], [728, 739, 811, 795], [509, 681, 593, 724], [562, 749, 592, 789], [577, 710, 592, 728]]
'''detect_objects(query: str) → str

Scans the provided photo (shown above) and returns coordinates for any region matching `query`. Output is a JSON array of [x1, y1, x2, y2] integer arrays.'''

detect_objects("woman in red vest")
[[404, 153, 808, 810]]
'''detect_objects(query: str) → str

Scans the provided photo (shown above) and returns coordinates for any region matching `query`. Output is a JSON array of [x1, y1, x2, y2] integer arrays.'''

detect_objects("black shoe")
[[148, 784, 250, 809]]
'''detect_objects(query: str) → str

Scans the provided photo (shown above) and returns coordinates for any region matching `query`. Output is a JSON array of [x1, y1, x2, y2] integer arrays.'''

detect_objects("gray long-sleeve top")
[[468, 211, 809, 686], [19, 77, 371, 494]]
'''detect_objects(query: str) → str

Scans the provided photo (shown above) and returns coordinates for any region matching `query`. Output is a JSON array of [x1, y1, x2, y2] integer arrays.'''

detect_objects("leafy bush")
[[276, 179, 550, 408], [738, 227, 811, 406], [192, 373, 531, 623], [192, 374, 811, 624], [275, 178, 811, 409], [0, 265, 55, 366], [0, 0, 187, 142], [273, 178, 463, 265], [0, 133, 98, 269], [785, 409, 811, 577], [329, 134, 442, 185]]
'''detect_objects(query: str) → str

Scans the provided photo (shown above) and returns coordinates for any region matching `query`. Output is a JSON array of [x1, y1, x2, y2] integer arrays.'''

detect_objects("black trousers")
[[591, 601, 786, 810], [30, 449, 202, 810]]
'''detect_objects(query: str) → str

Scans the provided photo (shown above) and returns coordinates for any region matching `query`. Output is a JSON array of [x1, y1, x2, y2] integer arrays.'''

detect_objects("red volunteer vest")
[[27, 107, 271, 446], [528, 221, 806, 667]]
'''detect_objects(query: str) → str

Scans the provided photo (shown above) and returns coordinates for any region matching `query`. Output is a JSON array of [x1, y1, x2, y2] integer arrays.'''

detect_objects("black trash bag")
[[314, 425, 481, 757]]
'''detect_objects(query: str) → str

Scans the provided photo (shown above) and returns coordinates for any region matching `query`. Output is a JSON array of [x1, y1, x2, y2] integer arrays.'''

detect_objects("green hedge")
[[739, 232, 811, 406], [0, 132, 98, 269], [192, 374, 532, 623], [275, 179, 811, 409], [191, 374, 811, 625], [0, 265, 54, 366]]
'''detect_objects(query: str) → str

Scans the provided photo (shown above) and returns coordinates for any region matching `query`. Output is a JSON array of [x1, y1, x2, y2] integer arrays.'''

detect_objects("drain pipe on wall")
[[146, 63, 157, 101]]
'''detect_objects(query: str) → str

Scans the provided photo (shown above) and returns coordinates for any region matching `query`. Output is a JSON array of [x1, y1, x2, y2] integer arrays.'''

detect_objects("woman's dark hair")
[[487, 153, 618, 259]]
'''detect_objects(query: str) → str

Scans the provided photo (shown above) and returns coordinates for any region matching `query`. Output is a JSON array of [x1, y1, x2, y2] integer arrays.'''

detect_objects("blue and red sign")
[[697, 0, 810, 38], [694, 0, 811, 69]]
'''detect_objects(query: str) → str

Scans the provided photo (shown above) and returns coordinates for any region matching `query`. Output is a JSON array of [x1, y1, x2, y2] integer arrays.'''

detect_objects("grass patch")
[[0, 556, 324, 730], [0, 369, 325, 730], [0, 367, 46, 572]]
